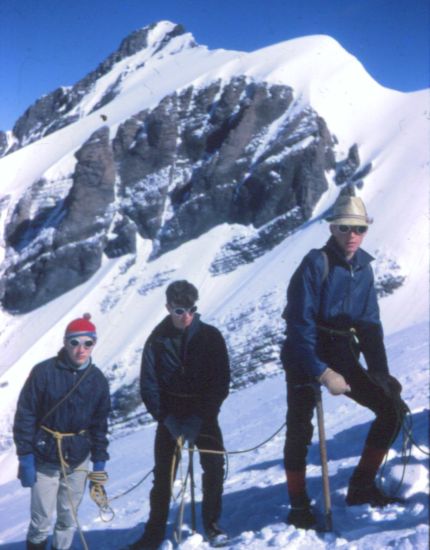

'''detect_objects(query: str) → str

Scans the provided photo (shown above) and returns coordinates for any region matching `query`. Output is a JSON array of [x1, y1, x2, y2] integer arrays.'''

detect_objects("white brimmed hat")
[[325, 196, 373, 226]]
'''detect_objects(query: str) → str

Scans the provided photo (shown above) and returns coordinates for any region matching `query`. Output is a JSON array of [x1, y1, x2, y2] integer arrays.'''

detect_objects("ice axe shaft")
[[188, 445, 197, 533], [315, 386, 333, 532]]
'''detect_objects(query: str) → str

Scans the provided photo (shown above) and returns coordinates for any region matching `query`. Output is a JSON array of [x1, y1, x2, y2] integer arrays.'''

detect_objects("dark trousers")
[[145, 420, 225, 538], [284, 356, 402, 475]]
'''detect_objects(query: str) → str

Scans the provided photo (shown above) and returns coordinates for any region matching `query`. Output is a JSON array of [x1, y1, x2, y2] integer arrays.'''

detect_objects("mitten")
[[318, 368, 351, 395], [18, 454, 37, 488]]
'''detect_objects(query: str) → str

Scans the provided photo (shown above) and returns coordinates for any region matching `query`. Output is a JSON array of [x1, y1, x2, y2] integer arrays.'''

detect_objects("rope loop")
[[89, 481, 115, 522]]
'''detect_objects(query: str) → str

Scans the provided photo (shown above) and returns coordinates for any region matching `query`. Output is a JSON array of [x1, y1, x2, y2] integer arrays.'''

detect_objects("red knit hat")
[[65, 313, 97, 339]]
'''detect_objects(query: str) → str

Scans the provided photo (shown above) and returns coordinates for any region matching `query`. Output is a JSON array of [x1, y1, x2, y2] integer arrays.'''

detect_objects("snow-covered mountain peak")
[[1, 20, 198, 150], [144, 20, 196, 49], [110, 20, 197, 66]]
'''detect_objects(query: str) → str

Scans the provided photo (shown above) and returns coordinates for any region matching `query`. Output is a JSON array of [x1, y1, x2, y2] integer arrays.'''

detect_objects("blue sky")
[[1, 0, 429, 131]]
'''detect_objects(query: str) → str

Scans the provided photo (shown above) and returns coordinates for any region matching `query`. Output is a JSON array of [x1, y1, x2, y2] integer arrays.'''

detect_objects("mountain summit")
[[1, 21, 194, 151], [0, 20, 427, 428]]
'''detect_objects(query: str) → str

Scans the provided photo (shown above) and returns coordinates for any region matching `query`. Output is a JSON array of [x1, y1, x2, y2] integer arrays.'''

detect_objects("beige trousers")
[[27, 457, 89, 549]]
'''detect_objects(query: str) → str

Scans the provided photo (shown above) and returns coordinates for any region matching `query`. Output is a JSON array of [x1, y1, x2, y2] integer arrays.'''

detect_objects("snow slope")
[[0, 22, 428, 550], [0, 322, 428, 549]]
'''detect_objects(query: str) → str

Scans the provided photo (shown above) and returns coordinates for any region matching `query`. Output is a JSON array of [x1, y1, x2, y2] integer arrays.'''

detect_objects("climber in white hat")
[[280, 193, 406, 529]]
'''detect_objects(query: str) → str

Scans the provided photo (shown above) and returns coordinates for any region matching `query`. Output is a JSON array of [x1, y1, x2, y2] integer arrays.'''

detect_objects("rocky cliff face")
[[0, 23, 371, 314]]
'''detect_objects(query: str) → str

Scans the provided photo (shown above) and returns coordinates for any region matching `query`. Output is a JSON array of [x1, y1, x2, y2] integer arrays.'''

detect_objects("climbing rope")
[[88, 470, 114, 522], [317, 325, 428, 497]]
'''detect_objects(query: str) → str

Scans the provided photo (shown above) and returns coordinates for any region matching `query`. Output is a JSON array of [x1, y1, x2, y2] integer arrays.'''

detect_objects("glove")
[[18, 454, 37, 488], [369, 372, 402, 399], [181, 415, 202, 445], [88, 461, 108, 485], [318, 368, 351, 395]]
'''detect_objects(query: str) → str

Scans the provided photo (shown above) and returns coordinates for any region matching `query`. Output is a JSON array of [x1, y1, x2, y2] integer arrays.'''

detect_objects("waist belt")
[[41, 425, 88, 468], [165, 390, 199, 399], [318, 325, 357, 339]]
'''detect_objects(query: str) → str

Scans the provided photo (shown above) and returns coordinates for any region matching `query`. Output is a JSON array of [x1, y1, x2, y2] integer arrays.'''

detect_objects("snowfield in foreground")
[[0, 322, 428, 549]]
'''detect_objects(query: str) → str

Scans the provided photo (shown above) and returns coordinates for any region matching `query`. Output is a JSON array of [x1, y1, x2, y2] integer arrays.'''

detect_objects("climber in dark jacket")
[[281, 195, 405, 529], [131, 280, 230, 550], [13, 314, 110, 550]]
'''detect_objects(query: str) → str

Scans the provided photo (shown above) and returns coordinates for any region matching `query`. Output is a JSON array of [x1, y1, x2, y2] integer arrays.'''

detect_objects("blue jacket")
[[282, 236, 389, 379], [140, 314, 230, 423], [13, 350, 111, 467]]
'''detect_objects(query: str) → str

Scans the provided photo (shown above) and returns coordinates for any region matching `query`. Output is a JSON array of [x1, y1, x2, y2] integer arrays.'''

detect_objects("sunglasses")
[[171, 305, 197, 316], [68, 339, 95, 348], [336, 225, 368, 235]]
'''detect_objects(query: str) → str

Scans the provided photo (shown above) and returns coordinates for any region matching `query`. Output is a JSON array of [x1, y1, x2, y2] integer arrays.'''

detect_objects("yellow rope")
[[88, 474, 115, 522]]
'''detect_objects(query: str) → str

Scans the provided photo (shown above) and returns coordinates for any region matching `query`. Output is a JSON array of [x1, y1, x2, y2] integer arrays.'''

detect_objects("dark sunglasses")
[[68, 339, 95, 348], [336, 225, 368, 235], [172, 305, 197, 316]]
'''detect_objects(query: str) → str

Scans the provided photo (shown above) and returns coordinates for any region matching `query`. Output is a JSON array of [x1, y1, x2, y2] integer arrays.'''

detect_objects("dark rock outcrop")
[[113, 78, 335, 257], [2, 240, 104, 313], [2, 127, 116, 312], [0, 131, 8, 156], [210, 208, 306, 275], [1, 74, 368, 314], [55, 126, 116, 246]]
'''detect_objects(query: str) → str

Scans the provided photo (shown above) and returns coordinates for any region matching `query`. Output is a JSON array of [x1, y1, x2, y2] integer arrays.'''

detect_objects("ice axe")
[[188, 444, 197, 534], [313, 384, 333, 532]]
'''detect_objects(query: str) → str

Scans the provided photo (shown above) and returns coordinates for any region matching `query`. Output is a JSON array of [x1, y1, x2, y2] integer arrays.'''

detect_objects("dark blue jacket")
[[140, 314, 230, 423], [13, 350, 111, 467], [282, 236, 389, 379]]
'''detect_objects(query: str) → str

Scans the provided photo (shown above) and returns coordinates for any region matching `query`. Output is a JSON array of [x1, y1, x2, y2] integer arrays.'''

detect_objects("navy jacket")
[[13, 351, 111, 467], [282, 236, 389, 379], [140, 314, 230, 423]]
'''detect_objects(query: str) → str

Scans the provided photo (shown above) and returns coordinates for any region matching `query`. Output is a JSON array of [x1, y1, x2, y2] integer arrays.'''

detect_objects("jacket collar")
[[325, 236, 374, 269], [159, 313, 201, 342], [57, 349, 92, 371]]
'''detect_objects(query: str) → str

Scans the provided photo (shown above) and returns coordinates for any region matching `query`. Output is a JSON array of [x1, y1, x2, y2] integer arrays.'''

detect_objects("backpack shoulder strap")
[[321, 250, 330, 283]]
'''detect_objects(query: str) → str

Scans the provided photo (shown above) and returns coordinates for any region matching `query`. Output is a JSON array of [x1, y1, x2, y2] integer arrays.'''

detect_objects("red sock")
[[286, 469, 306, 498], [355, 446, 387, 481]]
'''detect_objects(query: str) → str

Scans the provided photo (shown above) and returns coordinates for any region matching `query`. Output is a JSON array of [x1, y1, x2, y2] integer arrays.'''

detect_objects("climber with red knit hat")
[[13, 313, 111, 550]]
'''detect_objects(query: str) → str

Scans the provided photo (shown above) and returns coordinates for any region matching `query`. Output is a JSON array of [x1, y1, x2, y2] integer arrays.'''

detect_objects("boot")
[[286, 493, 317, 529], [204, 522, 229, 547], [287, 507, 317, 529], [346, 481, 405, 507], [26, 541, 48, 550], [126, 525, 164, 550]]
